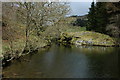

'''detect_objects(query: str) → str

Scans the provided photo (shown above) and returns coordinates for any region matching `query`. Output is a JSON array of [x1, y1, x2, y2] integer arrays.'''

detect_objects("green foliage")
[[72, 19, 88, 27], [41, 23, 86, 42], [65, 26, 86, 32], [95, 2, 108, 33], [87, 2, 97, 31], [87, 2, 108, 33]]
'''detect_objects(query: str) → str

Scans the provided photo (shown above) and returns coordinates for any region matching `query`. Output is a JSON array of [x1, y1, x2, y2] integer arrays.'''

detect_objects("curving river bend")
[[3, 44, 119, 78]]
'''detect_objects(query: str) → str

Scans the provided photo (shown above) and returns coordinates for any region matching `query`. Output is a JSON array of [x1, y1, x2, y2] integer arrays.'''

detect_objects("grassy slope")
[[60, 31, 116, 46]]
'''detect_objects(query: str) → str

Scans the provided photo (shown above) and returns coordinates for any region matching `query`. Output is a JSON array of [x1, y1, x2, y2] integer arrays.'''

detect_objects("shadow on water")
[[3, 44, 119, 78]]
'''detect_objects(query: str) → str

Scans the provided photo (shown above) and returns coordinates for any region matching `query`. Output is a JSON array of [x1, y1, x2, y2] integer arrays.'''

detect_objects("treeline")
[[71, 15, 88, 27], [2, 2, 70, 60], [87, 2, 120, 38]]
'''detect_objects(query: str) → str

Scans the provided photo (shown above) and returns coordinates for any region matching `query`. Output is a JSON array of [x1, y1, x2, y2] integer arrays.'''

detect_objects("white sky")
[[69, 2, 92, 16]]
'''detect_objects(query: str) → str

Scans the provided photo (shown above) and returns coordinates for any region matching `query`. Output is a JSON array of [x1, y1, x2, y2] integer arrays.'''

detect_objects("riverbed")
[[3, 44, 119, 78]]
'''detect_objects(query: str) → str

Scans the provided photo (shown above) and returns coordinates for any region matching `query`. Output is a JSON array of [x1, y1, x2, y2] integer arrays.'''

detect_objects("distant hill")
[[64, 15, 88, 27], [64, 15, 88, 25], [69, 15, 88, 20]]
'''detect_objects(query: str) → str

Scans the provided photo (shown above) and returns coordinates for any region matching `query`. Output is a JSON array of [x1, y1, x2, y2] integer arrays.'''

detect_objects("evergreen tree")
[[95, 2, 108, 33], [87, 2, 108, 33], [87, 1, 96, 31]]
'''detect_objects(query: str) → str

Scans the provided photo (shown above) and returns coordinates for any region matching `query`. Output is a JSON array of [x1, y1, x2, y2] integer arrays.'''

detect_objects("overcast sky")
[[69, 2, 92, 16]]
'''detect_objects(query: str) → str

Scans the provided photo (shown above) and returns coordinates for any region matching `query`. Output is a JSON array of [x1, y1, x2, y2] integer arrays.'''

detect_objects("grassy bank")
[[60, 31, 117, 47]]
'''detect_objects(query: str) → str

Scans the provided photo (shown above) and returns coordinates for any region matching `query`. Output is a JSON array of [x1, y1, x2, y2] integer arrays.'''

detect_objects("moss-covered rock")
[[60, 31, 116, 47]]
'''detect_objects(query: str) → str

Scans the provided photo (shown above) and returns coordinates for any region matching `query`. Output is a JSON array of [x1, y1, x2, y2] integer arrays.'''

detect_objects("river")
[[3, 44, 119, 78]]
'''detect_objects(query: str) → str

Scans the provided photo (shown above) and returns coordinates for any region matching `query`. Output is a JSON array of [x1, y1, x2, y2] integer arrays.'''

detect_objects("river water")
[[3, 44, 119, 78]]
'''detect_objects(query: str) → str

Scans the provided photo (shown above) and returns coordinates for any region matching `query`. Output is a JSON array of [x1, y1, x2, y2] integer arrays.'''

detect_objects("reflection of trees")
[[86, 49, 118, 78], [3, 44, 119, 78], [75, 45, 115, 54]]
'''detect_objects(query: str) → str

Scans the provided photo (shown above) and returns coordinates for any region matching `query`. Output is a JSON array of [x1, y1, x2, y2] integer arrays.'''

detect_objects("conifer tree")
[[95, 2, 108, 33], [87, 2, 108, 33], [87, 1, 96, 31]]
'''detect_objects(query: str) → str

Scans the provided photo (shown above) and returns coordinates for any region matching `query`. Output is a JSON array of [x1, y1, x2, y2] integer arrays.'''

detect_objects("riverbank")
[[2, 36, 50, 67], [1, 21, 52, 67], [59, 31, 119, 47]]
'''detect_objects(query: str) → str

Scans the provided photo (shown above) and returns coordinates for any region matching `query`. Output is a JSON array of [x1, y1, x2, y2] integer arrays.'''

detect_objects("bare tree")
[[17, 2, 70, 49], [2, 2, 70, 56]]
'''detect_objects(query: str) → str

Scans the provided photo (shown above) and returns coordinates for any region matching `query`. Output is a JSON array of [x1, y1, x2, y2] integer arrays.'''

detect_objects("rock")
[[86, 40, 93, 45], [77, 40, 83, 43], [60, 31, 116, 47]]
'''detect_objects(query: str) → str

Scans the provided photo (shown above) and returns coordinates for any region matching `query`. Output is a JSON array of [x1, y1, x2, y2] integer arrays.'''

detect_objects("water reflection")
[[75, 45, 116, 54], [3, 44, 119, 78]]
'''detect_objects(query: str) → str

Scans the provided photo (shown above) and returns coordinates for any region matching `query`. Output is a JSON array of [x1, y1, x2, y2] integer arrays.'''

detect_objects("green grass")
[[60, 31, 116, 46], [65, 27, 86, 32]]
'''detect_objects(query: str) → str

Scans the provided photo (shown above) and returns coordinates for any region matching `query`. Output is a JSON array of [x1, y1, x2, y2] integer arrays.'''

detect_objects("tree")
[[87, 2, 108, 33], [16, 2, 70, 51], [16, 2, 36, 52], [2, 2, 22, 60], [95, 2, 108, 33], [106, 2, 120, 38], [32, 2, 70, 35], [72, 18, 88, 27], [87, 1, 96, 31], [2, 2, 70, 56]]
